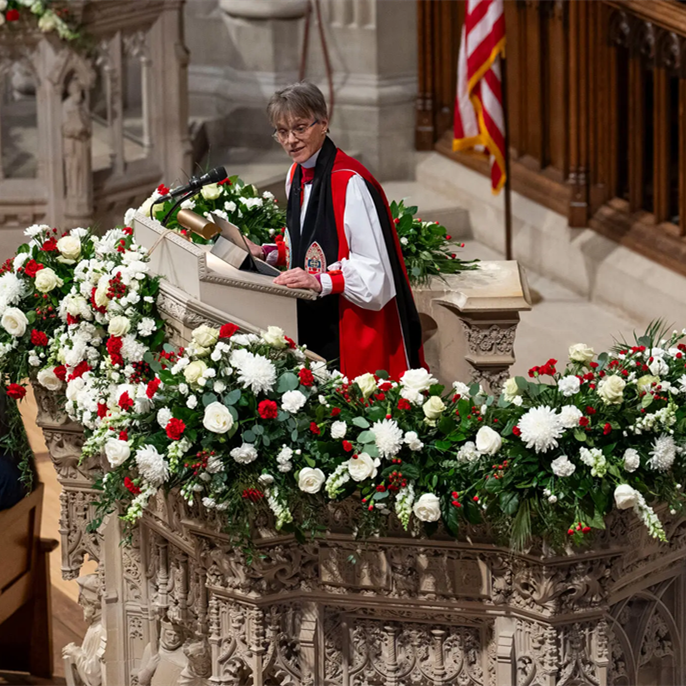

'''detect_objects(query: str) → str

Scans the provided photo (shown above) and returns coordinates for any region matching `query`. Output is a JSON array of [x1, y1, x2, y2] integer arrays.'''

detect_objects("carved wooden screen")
[[416, 0, 686, 277]]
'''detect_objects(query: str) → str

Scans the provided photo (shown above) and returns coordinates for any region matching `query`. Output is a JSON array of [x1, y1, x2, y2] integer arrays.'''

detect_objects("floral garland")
[[4, 224, 686, 551], [134, 180, 477, 287], [0, 0, 79, 41]]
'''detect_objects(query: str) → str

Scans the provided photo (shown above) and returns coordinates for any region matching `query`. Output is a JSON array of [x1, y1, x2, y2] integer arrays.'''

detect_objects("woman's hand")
[[273, 268, 322, 293], [244, 237, 265, 260]]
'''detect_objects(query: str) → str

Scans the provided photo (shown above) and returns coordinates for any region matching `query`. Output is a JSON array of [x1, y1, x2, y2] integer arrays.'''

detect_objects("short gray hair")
[[267, 82, 328, 127]]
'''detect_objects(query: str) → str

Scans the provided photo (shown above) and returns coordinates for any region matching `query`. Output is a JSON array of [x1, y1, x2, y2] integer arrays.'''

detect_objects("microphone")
[[159, 166, 227, 201]]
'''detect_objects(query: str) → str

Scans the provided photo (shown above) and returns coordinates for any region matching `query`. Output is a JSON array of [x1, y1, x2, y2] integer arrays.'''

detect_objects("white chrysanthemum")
[[517, 406, 564, 453], [135, 445, 169, 486], [623, 448, 640, 473], [157, 407, 172, 429], [372, 418, 404, 458], [557, 375, 581, 397], [0, 272, 25, 308], [231, 443, 258, 464], [282, 389, 307, 413], [457, 441, 480, 463], [551, 455, 576, 477], [234, 352, 276, 394], [558, 405, 583, 429], [648, 434, 676, 472]]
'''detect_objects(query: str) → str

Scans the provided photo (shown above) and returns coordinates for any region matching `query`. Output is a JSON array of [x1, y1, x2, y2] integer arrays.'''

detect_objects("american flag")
[[453, 0, 507, 194]]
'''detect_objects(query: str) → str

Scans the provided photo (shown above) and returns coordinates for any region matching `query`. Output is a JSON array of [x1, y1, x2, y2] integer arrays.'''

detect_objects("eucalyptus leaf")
[[352, 417, 370, 429], [357, 430, 376, 444], [202, 393, 218, 407], [223, 389, 242, 406], [243, 430, 256, 443]]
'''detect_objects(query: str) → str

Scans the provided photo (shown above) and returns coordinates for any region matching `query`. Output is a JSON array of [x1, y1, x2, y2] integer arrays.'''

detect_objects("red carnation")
[[24, 259, 45, 278], [30, 329, 49, 346], [330, 407, 341, 417], [68, 360, 91, 381], [118, 391, 134, 411], [97, 402, 108, 418], [219, 322, 239, 339], [579, 416, 590, 427], [66, 313, 79, 326], [284, 336, 296, 349], [378, 381, 392, 392], [512, 426, 522, 437], [124, 477, 141, 496], [156, 183, 170, 196], [310, 421, 321, 435], [603, 422, 612, 435], [146, 377, 161, 399], [397, 398, 411, 410], [165, 418, 186, 441], [342, 440, 353, 452], [54, 365, 67, 381], [258, 399, 278, 419], [6, 9, 19, 21], [6, 383, 26, 399], [585, 406, 596, 415], [42, 237, 58, 251], [106, 336, 124, 366], [123, 226, 134, 236], [119, 429, 129, 441], [298, 368, 314, 387]]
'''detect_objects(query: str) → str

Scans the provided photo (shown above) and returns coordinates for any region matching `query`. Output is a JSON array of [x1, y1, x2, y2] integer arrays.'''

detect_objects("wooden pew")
[[0, 483, 58, 678]]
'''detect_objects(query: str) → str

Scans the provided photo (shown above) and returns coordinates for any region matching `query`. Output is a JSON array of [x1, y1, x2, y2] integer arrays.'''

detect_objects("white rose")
[[331, 420, 347, 439], [282, 389, 307, 413], [298, 467, 326, 494], [262, 326, 287, 349], [422, 395, 446, 420], [108, 316, 131, 336], [66, 295, 88, 317], [35, 267, 61, 293], [184, 360, 208, 385], [56, 235, 81, 260], [557, 375, 581, 397], [401, 368, 437, 394], [502, 378, 520, 402], [0, 1, 7, 11], [475, 426, 502, 456], [413, 493, 441, 522], [104, 438, 131, 468], [203, 402, 234, 434], [614, 484, 638, 510], [597, 375, 626, 405], [569, 343, 595, 364], [192, 324, 219, 349], [347, 453, 379, 481], [354, 372, 377, 399], [94, 281, 110, 308], [1, 307, 28, 337], [201, 183, 222, 200], [37, 367, 63, 391], [637, 375, 660, 393]]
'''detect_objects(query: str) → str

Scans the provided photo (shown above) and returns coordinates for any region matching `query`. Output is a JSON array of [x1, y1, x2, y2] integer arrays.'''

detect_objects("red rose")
[[118, 391, 134, 411], [342, 439, 353, 452], [310, 421, 321, 435], [42, 237, 58, 251], [585, 406, 596, 415], [579, 416, 590, 427], [166, 417, 186, 440], [330, 407, 341, 417], [219, 322, 239, 339], [124, 477, 141, 496], [6, 9, 19, 21], [54, 365, 67, 381], [6, 383, 26, 399], [146, 377, 161, 399], [258, 399, 278, 419], [397, 398, 411, 410], [298, 368, 314, 387], [24, 259, 45, 278], [97, 402, 108, 418], [30, 329, 49, 346]]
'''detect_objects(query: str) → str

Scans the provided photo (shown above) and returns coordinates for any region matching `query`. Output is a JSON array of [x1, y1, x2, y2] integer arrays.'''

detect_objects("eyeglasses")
[[272, 119, 319, 143]]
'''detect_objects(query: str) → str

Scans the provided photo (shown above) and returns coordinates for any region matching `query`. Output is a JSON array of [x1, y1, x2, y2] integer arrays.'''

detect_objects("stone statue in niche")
[[178, 640, 212, 686], [139, 619, 200, 686], [62, 74, 92, 217], [62, 574, 107, 686]]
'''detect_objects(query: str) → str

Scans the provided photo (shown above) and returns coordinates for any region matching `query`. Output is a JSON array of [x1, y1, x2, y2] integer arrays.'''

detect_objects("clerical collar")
[[301, 147, 322, 169]]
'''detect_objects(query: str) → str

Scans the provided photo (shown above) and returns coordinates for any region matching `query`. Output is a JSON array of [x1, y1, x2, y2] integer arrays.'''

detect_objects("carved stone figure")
[[138, 619, 188, 686], [62, 574, 106, 686], [62, 75, 92, 217], [179, 640, 211, 686]]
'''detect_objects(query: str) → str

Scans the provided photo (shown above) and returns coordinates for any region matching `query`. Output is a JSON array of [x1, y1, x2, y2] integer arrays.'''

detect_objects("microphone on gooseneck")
[[159, 166, 228, 202]]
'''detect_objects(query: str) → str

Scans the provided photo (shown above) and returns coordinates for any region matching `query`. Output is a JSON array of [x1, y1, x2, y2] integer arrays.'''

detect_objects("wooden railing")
[[416, 0, 686, 277]]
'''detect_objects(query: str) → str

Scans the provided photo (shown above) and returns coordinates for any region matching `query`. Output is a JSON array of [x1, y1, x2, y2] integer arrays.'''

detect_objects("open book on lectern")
[[208, 213, 281, 277]]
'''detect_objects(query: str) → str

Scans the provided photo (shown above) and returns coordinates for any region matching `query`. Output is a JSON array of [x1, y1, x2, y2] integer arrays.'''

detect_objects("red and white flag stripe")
[[453, 0, 506, 194]]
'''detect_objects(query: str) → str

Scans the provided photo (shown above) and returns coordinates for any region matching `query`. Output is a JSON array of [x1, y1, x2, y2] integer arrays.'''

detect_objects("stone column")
[[186, 0, 418, 180]]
